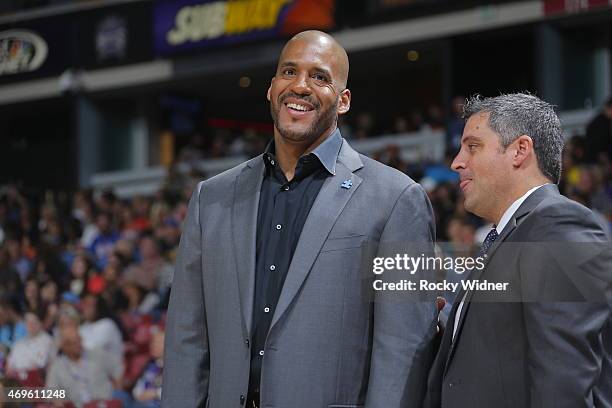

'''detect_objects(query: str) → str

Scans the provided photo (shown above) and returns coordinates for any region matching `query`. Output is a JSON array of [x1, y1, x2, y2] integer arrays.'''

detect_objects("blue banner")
[[153, 0, 335, 56]]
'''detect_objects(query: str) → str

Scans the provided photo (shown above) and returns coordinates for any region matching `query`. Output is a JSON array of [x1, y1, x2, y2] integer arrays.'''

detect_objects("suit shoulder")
[[357, 154, 418, 192], [534, 192, 597, 221], [528, 193, 608, 241], [198, 156, 259, 193]]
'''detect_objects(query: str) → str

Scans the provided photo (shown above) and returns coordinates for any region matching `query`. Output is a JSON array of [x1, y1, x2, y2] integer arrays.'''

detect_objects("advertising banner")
[[153, 0, 335, 56], [75, 2, 153, 70], [0, 15, 73, 84]]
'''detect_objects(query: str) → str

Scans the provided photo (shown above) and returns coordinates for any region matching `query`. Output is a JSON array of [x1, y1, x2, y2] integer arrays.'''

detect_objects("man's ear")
[[266, 78, 274, 102], [337, 88, 351, 115], [512, 135, 534, 168]]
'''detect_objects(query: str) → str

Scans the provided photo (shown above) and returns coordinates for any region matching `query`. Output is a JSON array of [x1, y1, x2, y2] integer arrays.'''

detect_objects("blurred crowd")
[[0, 180, 196, 407], [0, 98, 611, 407], [175, 99, 457, 163]]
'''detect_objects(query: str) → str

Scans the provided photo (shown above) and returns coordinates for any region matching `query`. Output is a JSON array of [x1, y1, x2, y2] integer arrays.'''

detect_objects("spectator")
[[46, 325, 122, 407], [0, 297, 26, 352], [37, 203, 57, 237], [23, 276, 41, 313], [376, 144, 407, 172], [6, 311, 54, 373], [77, 200, 99, 249], [121, 281, 159, 315], [88, 211, 120, 270], [0, 250, 22, 302], [79, 294, 124, 373], [40, 279, 60, 331], [54, 302, 80, 335], [69, 254, 94, 297], [585, 97, 612, 163], [429, 183, 459, 241], [124, 236, 173, 294], [101, 252, 128, 312], [132, 329, 165, 408], [5, 236, 32, 283]]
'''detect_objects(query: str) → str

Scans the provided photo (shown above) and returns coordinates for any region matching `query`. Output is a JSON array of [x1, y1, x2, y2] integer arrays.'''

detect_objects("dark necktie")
[[479, 227, 499, 258], [450, 227, 500, 342]]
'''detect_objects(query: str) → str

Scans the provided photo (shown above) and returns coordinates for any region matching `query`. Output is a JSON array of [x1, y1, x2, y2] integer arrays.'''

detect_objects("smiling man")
[[161, 31, 438, 408], [425, 93, 612, 408]]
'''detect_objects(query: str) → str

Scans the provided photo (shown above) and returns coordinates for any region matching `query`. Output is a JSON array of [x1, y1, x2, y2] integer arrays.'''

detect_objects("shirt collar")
[[263, 128, 342, 176], [309, 128, 342, 175], [496, 184, 549, 234]]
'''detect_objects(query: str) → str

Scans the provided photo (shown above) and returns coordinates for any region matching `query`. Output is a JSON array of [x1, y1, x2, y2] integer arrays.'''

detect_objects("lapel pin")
[[341, 179, 353, 189]]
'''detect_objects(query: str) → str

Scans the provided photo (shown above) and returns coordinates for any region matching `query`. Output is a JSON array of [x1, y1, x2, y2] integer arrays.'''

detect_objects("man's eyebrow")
[[461, 135, 481, 144], [278, 62, 332, 78]]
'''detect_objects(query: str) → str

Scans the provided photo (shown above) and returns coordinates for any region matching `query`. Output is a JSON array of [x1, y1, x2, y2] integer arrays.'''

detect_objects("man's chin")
[[277, 125, 314, 143], [463, 196, 477, 214]]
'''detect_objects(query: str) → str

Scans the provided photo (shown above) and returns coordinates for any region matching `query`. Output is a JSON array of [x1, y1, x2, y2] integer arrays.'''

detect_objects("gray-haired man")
[[425, 93, 612, 408]]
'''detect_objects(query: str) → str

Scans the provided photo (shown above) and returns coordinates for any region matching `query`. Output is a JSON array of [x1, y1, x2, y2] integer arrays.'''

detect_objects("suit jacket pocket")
[[320, 235, 366, 252]]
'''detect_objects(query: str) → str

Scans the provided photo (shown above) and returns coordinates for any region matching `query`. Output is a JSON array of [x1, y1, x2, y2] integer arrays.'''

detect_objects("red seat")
[[9, 368, 45, 387], [83, 399, 122, 408], [35, 402, 76, 408]]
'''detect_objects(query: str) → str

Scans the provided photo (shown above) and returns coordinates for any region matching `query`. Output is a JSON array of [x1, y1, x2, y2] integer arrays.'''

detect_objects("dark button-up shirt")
[[248, 129, 342, 397]]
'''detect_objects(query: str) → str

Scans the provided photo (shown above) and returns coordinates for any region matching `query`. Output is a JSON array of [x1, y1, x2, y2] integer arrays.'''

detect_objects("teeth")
[[287, 103, 310, 112]]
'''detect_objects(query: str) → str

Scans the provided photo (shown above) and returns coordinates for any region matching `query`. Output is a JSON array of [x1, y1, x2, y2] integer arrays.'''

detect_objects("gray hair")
[[462, 93, 564, 184]]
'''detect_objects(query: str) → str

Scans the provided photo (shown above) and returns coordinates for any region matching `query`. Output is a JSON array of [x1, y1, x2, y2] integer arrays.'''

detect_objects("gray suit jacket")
[[162, 138, 438, 408], [425, 184, 612, 408]]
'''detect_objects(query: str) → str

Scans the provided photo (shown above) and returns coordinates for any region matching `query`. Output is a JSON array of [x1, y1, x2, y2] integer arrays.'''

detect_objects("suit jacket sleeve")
[[365, 182, 438, 408], [162, 182, 210, 408], [520, 208, 612, 408]]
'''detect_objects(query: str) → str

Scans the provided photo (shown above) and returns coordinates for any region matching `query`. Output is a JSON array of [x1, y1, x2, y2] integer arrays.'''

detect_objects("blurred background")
[[0, 0, 611, 406]]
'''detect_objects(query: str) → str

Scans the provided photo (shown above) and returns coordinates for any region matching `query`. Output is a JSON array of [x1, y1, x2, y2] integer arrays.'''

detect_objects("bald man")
[[162, 31, 437, 408]]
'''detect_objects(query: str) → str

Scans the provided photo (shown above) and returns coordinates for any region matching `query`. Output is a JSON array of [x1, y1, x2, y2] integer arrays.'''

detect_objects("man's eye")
[[468, 144, 478, 151], [313, 74, 329, 83], [282, 69, 295, 76]]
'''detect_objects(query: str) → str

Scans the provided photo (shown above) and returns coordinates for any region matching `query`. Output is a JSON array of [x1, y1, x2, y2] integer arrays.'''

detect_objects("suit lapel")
[[444, 184, 560, 371], [443, 220, 516, 373], [270, 141, 363, 329], [232, 156, 265, 336]]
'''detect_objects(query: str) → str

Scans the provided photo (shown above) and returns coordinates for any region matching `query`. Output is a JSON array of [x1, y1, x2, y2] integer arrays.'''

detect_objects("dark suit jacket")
[[425, 184, 612, 408]]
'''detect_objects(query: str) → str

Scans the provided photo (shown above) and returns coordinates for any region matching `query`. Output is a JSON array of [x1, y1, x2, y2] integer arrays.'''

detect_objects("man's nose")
[[451, 152, 465, 171], [291, 72, 311, 95]]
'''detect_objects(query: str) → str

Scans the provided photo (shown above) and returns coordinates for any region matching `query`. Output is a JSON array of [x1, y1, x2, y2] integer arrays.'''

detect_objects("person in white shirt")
[[47, 326, 121, 407], [78, 293, 124, 375], [6, 311, 54, 373]]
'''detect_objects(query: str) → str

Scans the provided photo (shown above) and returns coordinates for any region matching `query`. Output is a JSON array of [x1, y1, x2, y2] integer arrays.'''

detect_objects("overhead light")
[[406, 50, 419, 62], [239, 76, 251, 88]]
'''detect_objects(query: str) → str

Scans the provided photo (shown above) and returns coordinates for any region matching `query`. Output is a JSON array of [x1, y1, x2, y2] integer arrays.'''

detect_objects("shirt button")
[[270, 159, 275, 165], [240, 394, 245, 405], [269, 265, 276, 271], [276, 224, 282, 230], [245, 339, 250, 348], [283, 185, 289, 191], [264, 307, 270, 313], [259, 350, 264, 356]]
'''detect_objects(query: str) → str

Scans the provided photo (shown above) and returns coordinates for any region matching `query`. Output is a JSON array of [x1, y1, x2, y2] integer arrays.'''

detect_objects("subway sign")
[[154, 0, 335, 55]]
